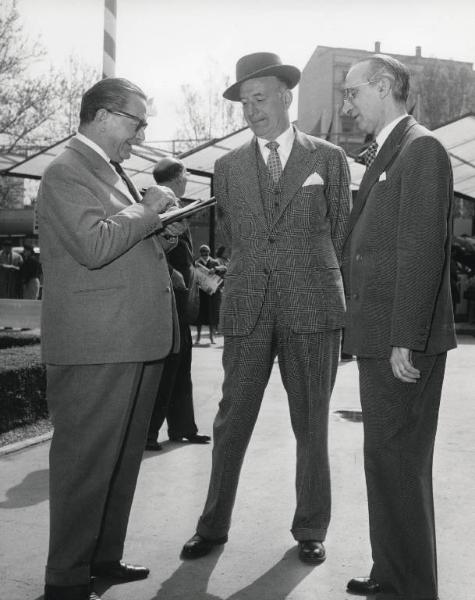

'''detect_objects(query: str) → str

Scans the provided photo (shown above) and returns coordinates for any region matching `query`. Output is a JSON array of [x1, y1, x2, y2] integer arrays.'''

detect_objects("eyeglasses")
[[343, 80, 376, 102], [106, 109, 148, 132]]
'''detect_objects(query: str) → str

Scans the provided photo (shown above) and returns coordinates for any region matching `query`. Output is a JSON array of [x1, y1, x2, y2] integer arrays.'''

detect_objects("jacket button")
[[355, 254, 362, 262], [166, 286, 171, 293], [352, 292, 359, 299]]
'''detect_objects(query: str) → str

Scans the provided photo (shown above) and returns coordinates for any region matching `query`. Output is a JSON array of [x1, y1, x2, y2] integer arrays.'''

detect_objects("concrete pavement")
[[0, 333, 474, 600]]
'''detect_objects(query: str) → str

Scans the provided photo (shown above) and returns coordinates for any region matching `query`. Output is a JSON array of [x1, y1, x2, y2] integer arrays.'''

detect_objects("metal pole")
[[102, 0, 117, 78], [209, 174, 215, 254]]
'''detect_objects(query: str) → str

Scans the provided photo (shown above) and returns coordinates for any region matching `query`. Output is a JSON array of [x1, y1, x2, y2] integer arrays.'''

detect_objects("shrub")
[[0, 344, 47, 435], [0, 330, 41, 349]]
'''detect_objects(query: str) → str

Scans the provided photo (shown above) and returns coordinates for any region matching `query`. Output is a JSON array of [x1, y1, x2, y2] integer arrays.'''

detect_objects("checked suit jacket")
[[342, 116, 457, 357], [214, 127, 351, 336]]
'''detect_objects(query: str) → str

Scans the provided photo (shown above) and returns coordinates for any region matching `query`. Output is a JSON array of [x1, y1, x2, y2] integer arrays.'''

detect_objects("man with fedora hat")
[[182, 52, 351, 563]]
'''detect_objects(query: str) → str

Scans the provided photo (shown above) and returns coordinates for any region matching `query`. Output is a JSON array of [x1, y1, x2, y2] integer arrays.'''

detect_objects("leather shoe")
[[44, 584, 100, 600], [170, 434, 211, 444], [91, 560, 149, 581], [145, 440, 163, 451], [347, 577, 381, 595], [181, 533, 228, 559], [298, 540, 326, 564]]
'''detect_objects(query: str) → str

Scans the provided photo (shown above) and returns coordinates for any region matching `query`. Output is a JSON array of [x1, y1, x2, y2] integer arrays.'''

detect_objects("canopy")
[[2, 114, 475, 200], [431, 113, 475, 200]]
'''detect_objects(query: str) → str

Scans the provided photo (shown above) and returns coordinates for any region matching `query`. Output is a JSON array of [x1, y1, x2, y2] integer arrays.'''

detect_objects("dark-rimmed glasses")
[[106, 109, 148, 132]]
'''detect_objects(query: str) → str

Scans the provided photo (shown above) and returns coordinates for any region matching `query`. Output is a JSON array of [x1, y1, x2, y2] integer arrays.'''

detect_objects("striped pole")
[[102, 0, 117, 78]]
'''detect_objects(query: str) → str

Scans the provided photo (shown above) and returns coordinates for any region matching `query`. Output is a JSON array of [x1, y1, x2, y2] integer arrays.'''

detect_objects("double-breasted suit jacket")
[[215, 127, 350, 335], [341, 116, 456, 599]]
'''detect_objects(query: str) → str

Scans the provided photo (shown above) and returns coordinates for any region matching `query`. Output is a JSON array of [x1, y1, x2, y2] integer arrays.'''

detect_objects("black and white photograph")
[[0, 1, 474, 599]]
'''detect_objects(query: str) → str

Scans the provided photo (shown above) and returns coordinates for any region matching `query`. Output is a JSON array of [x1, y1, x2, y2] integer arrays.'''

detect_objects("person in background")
[[194, 244, 222, 345], [213, 245, 229, 335], [342, 54, 456, 599], [38, 77, 184, 600], [0, 239, 23, 298], [146, 157, 211, 450], [182, 52, 351, 564], [20, 244, 42, 299]]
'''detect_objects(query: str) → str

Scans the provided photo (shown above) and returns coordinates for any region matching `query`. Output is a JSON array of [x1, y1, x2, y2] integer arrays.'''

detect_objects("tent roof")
[[431, 113, 475, 200], [0, 151, 26, 172], [134, 126, 365, 192], [2, 114, 475, 200]]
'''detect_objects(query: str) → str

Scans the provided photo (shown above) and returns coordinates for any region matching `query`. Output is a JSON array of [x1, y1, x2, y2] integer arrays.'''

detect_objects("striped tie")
[[266, 141, 282, 183]]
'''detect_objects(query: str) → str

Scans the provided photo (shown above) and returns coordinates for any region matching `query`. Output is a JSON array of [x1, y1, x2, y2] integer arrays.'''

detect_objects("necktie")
[[110, 161, 142, 202], [265, 141, 283, 183], [364, 140, 379, 169]]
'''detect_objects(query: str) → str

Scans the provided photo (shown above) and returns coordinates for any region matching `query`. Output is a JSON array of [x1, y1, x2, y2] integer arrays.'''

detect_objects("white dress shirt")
[[257, 125, 295, 170], [75, 132, 136, 202], [375, 114, 408, 156]]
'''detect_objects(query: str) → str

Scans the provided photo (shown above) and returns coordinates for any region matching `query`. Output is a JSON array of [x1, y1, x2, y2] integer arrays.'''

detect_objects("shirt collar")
[[375, 114, 408, 152], [75, 132, 114, 168], [257, 125, 295, 166]]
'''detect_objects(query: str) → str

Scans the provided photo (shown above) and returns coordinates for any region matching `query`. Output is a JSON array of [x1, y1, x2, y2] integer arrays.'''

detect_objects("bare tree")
[[175, 67, 246, 152], [0, 1, 98, 154], [411, 61, 475, 130]]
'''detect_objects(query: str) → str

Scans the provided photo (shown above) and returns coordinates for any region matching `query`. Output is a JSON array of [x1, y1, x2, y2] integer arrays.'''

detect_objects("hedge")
[[0, 344, 47, 435], [0, 330, 41, 349]]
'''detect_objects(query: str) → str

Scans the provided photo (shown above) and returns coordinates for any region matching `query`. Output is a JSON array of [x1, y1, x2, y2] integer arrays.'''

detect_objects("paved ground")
[[0, 332, 474, 600]]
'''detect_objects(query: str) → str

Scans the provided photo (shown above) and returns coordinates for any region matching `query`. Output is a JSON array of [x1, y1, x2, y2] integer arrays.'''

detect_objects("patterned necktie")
[[364, 140, 379, 169], [110, 161, 141, 202], [265, 141, 283, 183]]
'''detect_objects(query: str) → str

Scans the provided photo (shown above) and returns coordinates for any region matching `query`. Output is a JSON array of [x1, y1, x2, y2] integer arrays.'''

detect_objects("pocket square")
[[378, 171, 387, 182], [303, 172, 324, 186]]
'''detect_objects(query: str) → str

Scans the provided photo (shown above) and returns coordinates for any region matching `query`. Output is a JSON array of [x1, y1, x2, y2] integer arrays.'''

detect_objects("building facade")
[[298, 41, 475, 157]]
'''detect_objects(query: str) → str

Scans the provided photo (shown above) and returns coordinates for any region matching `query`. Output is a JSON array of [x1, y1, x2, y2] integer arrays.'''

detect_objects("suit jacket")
[[342, 116, 457, 357], [38, 136, 176, 364], [214, 127, 351, 336]]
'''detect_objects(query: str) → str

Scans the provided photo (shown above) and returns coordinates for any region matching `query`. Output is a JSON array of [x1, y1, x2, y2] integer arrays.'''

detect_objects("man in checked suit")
[[38, 77, 184, 600], [341, 55, 456, 599], [182, 52, 351, 563]]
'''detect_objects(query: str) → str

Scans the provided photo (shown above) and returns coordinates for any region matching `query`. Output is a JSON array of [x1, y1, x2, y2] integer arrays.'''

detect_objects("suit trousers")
[[147, 321, 198, 442], [45, 360, 163, 586], [197, 274, 341, 541], [358, 353, 446, 600]]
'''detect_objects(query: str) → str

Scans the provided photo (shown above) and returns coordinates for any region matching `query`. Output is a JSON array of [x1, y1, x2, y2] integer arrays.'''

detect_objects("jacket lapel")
[[346, 116, 417, 238], [234, 139, 267, 226], [67, 137, 137, 205], [271, 128, 316, 228]]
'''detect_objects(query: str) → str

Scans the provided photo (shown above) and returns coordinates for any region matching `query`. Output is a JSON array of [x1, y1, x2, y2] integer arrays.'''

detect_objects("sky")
[[15, 0, 475, 146]]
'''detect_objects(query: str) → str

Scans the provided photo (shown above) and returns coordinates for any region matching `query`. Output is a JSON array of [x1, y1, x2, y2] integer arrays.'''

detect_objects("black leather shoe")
[[91, 560, 149, 581], [170, 434, 211, 444], [181, 533, 228, 559], [298, 540, 326, 564], [44, 584, 100, 600], [347, 577, 381, 595], [145, 440, 163, 451]]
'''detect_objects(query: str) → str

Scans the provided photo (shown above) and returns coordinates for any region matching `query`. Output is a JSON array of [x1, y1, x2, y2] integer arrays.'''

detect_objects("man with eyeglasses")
[[38, 77, 185, 600], [341, 55, 456, 599]]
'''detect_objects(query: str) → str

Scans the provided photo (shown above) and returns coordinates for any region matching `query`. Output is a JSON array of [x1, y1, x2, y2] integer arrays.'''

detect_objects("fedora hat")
[[223, 52, 301, 101]]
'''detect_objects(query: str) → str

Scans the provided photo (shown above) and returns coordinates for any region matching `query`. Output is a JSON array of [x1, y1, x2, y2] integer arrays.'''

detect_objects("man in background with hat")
[[182, 52, 351, 563]]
